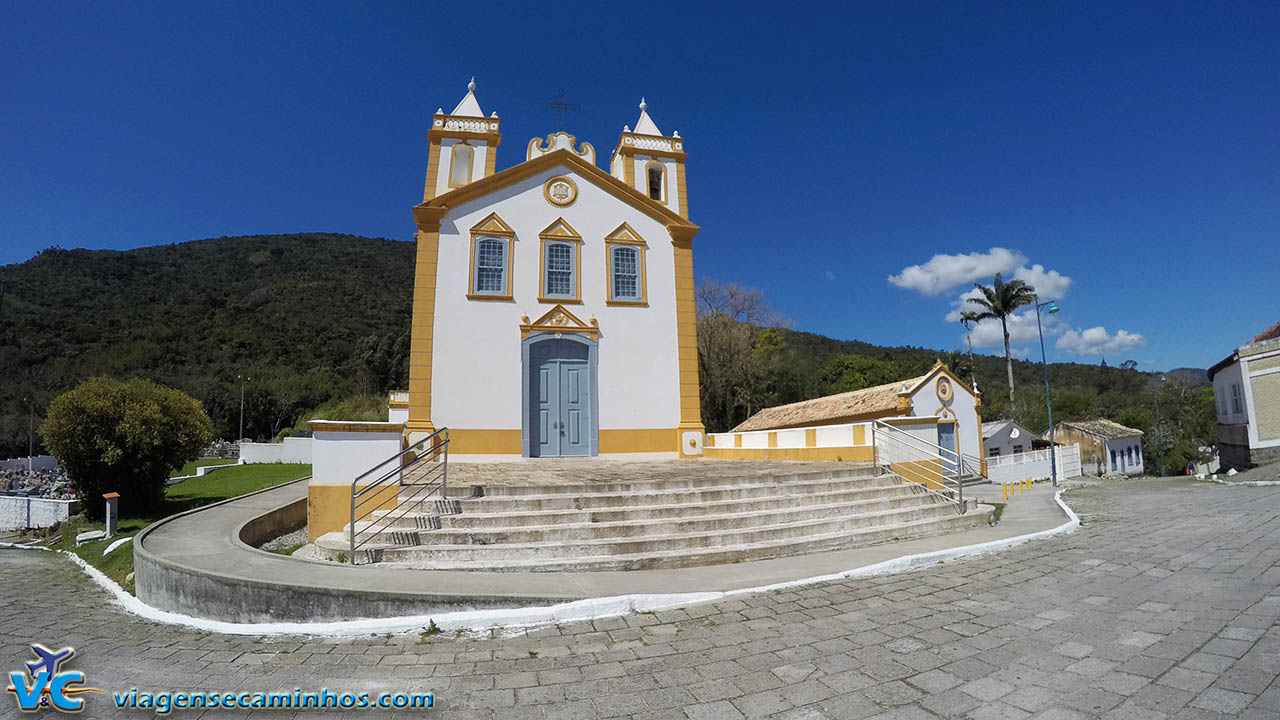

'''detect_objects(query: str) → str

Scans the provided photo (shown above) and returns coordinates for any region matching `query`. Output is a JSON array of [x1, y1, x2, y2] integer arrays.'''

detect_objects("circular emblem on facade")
[[936, 376, 953, 404], [543, 176, 578, 207]]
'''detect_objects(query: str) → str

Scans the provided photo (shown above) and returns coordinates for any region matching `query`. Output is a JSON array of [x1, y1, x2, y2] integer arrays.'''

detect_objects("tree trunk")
[[1001, 317, 1015, 403], [965, 332, 976, 387]]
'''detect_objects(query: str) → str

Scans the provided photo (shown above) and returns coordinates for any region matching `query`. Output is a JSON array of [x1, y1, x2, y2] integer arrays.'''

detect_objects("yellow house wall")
[[307, 483, 398, 543], [1253, 373, 1280, 441]]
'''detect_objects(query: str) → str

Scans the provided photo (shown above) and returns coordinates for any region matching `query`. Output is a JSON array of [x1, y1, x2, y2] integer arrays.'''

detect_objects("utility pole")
[[1154, 375, 1166, 476], [238, 375, 250, 442], [23, 397, 33, 471]]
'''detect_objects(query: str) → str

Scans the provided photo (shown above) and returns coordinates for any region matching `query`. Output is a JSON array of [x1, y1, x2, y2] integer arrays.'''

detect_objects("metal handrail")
[[871, 420, 966, 513], [348, 427, 450, 564]]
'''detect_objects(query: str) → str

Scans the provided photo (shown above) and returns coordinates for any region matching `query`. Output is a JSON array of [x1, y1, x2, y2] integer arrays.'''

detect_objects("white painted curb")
[[1203, 476, 1280, 487], [2, 492, 1080, 638]]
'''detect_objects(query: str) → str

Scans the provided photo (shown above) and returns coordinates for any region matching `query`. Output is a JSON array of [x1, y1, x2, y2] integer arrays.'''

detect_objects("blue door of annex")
[[937, 422, 957, 473], [530, 339, 592, 457]]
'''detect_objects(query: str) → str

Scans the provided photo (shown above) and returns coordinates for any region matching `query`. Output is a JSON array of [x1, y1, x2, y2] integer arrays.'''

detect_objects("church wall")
[[429, 163, 682, 454]]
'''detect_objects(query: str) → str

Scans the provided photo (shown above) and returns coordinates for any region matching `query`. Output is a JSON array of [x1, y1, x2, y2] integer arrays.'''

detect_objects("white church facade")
[[404, 82, 705, 461]]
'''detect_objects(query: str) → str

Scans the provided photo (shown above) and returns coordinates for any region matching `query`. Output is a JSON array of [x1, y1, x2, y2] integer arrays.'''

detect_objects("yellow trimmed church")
[[404, 81, 705, 460]]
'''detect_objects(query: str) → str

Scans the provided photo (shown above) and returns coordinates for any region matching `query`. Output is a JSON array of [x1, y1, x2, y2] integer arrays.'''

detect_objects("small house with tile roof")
[[1052, 419, 1144, 476], [1208, 319, 1280, 470], [727, 362, 984, 463]]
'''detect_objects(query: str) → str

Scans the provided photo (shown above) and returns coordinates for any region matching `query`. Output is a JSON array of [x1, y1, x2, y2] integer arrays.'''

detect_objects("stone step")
[[366, 482, 928, 531], [330, 501, 965, 563], [354, 492, 948, 546], [421, 475, 904, 514], [324, 508, 993, 571], [364, 483, 931, 532], [453, 466, 880, 497]]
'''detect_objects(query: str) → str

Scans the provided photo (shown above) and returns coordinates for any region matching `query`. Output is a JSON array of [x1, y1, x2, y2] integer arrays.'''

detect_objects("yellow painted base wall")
[[703, 446, 875, 462], [889, 459, 946, 490], [307, 483, 398, 542]]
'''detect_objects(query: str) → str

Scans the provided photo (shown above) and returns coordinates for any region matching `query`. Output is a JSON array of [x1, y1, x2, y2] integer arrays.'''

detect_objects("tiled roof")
[[981, 420, 1012, 437], [1058, 418, 1143, 440], [1248, 320, 1280, 345], [731, 375, 924, 432]]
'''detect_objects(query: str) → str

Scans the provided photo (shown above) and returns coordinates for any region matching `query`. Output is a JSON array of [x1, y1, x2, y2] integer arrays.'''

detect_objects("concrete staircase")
[[314, 464, 994, 571]]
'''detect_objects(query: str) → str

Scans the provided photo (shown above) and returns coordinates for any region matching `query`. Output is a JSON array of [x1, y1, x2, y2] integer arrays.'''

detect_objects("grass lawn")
[[171, 457, 236, 478], [41, 463, 311, 592]]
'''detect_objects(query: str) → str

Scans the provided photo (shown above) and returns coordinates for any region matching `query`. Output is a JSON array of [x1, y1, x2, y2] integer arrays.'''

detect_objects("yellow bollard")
[[1002, 482, 1008, 500]]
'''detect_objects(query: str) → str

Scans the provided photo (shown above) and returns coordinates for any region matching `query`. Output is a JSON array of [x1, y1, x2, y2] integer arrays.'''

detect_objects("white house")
[[1052, 419, 1144, 476], [1208, 320, 1280, 470]]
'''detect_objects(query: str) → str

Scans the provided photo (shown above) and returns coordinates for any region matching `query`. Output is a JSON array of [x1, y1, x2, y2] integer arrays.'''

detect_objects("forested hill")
[[0, 234, 414, 453], [0, 234, 1209, 463]]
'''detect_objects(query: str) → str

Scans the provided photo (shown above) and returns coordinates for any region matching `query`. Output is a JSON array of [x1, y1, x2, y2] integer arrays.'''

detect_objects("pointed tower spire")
[[451, 77, 484, 117], [634, 97, 662, 136]]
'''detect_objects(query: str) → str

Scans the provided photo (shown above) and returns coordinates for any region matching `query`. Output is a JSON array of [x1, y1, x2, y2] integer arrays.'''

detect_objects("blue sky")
[[2, 1, 1277, 371]]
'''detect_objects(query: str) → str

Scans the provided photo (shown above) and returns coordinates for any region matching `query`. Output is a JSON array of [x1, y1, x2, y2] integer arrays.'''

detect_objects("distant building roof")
[[731, 375, 925, 432], [1208, 319, 1280, 380], [981, 420, 1012, 437], [1057, 419, 1143, 440]]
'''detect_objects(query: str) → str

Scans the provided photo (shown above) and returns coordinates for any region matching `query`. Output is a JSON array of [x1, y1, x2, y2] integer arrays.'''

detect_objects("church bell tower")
[[423, 78, 502, 201], [609, 99, 688, 218]]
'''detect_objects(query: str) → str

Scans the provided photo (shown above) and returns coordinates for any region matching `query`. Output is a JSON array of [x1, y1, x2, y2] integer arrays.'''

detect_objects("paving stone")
[[1189, 688, 1254, 715]]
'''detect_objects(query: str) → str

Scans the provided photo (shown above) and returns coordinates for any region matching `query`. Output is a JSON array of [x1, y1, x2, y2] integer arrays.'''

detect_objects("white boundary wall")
[[0, 496, 80, 530], [987, 445, 1082, 484], [240, 437, 313, 464], [707, 422, 874, 450]]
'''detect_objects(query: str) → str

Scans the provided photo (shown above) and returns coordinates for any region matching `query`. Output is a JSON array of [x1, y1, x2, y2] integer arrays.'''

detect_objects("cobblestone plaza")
[[5, 478, 1280, 719]]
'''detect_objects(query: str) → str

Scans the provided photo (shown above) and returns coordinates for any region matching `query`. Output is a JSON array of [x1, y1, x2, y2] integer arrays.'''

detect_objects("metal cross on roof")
[[542, 89, 580, 130]]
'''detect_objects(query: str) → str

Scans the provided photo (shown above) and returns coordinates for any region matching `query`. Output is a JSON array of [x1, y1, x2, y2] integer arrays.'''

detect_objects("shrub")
[[40, 377, 213, 519]]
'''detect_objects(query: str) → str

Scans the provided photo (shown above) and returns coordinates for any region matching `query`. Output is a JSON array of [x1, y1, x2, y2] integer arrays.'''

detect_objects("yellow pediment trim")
[[520, 304, 599, 340], [538, 217, 582, 240], [471, 212, 515, 236], [604, 222, 647, 246]]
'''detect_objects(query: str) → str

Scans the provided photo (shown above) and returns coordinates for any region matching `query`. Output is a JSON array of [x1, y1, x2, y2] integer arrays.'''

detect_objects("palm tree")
[[967, 273, 1036, 402], [959, 310, 980, 388]]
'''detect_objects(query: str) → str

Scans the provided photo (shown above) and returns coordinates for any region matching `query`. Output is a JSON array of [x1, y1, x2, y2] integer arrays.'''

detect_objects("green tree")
[[39, 377, 212, 519], [967, 273, 1037, 403], [818, 355, 901, 395]]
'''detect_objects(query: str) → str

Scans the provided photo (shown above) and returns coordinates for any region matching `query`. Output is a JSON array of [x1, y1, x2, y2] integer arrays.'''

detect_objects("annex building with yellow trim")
[[406, 82, 704, 461]]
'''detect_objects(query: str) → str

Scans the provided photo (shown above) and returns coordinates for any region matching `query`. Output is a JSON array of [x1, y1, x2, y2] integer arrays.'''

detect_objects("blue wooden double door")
[[529, 339, 593, 457]]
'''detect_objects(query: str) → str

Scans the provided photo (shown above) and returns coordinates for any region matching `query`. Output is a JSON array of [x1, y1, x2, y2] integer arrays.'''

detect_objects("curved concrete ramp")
[[135, 475, 1070, 624]]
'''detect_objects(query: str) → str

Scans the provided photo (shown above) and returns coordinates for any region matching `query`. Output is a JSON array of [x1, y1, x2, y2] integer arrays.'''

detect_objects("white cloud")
[[1013, 264, 1071, 300], [824, 270, 837, 281], [962, 308, 1061, 349], [888, 248, 1026, 296], [1056, 327, 1147, 356]]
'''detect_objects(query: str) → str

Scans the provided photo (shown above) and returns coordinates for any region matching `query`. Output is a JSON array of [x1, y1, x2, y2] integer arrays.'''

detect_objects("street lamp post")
[[1034, 295, 1060, 487]]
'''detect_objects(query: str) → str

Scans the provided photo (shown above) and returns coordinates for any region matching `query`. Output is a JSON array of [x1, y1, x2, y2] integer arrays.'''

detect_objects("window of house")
[[1012, 444, 1023, 454], [449, 143, 473, 187], [1111, 450, 1117, 471], [647, 162, 664, 201], [1126, 447, 1133, 465], [988, 448, 1001, 457], [1231, 384, 1243, 415]]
